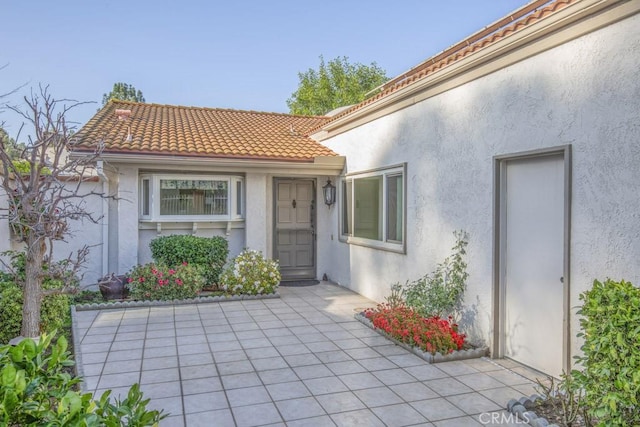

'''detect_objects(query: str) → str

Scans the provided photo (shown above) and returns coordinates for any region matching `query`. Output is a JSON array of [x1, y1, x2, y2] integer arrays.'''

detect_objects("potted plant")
[[98, 273, 126, 300]]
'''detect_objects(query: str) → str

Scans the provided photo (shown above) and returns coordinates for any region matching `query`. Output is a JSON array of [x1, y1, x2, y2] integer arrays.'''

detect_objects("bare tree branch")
[[0, 86, 116, 337]]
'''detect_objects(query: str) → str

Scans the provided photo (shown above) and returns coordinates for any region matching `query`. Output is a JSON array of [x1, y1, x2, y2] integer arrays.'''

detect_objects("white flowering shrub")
[[220, 249, 281, 295]]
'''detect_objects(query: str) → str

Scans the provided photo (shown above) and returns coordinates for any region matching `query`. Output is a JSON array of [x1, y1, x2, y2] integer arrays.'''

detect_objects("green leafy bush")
[[0, 281, 71, 345], [11, 159, 51, 175], [150, 234, 229, 286], [0, 332, 166, 425], [220, 249, 280, 295], [573, 279, 640, 426], [402, 230, 469, 318], [0, 282, 22, 344], [0, 251, 75, 345], [127, 262, 204, 301]]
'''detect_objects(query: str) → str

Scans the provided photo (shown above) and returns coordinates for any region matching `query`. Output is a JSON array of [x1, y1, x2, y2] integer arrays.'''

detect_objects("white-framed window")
[[139, 174, 244, 221], [340, 163, 406, 253]]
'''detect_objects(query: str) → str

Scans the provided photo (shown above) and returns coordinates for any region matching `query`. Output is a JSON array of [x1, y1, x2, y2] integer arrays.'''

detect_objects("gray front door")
[[274, 179, 315, 280]]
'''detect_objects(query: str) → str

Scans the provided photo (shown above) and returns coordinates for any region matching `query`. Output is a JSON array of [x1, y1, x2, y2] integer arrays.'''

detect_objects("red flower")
[[364, 303, 466, 354]]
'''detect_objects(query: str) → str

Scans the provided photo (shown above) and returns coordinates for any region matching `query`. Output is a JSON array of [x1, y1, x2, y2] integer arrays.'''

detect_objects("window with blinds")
[[139, 174, 244, 221]]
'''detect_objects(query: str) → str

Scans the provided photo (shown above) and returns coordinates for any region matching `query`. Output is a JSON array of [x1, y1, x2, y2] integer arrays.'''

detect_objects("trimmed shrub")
[[0, 332, 166, 425], [573, 279, 640, 426], [0, 251, 76, 345], [150, 235, 228, 286], [127, 262, 204, 301], [220, 249, 280, 295], [0, 282, 22, 344], [0, 281, 71, 345]]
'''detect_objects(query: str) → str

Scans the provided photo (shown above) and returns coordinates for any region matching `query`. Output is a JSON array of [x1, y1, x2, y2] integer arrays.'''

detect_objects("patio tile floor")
[[73, 282, 544, 426]]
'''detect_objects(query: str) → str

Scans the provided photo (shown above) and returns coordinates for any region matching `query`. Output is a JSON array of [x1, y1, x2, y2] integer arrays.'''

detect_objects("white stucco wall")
[[110, 165, 249, 274], [245, 173, 268, 255], [116, 166, 140, 274], [54, 182, 105, 287], [317, 12, 640, 354], [0, 180, 105, 287], [101, 162, 342, 281]]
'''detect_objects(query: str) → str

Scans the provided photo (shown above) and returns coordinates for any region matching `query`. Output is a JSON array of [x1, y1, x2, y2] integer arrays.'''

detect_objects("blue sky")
[[1, 0, 528, 137]]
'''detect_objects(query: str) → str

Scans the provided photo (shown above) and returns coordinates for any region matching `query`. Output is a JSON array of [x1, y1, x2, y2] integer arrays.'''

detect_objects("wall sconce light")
[[322, 178, 336, 208]]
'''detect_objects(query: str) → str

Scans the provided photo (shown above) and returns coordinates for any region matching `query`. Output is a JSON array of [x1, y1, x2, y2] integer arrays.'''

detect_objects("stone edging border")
[[354, 312, 489, 364], [506, 395, 559, 427], [73, 292, 280, 311]]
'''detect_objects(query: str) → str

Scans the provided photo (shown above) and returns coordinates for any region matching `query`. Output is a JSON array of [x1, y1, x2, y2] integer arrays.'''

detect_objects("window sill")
[[139, 218, 244, 223], [339, 235, 406, 254], [138, 220, 245, 234]]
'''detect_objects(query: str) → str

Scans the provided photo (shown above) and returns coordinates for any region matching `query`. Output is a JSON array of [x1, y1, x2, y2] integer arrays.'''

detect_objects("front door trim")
[[492, 145, 572, 374]]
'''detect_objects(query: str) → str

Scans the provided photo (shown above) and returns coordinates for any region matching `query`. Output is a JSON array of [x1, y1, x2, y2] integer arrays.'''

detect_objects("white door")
[[275, 180, 315, 280], [502, 154, 565, 376]]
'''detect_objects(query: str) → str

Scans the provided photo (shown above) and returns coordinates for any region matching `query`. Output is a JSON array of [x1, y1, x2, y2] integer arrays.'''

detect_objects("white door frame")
[[492, 145, 572, 374]]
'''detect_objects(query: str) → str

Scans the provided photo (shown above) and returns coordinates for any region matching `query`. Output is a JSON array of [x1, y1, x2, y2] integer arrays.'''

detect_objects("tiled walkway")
[[73, 282, 541, 426]]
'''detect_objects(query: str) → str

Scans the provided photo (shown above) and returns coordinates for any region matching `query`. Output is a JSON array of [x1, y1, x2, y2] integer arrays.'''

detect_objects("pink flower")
[[139, 277, 145, 283], [176, 279, 183, 286], [127, 278, 133, 283], [168, 269, 176, 275], [182, 261, 188, 266]]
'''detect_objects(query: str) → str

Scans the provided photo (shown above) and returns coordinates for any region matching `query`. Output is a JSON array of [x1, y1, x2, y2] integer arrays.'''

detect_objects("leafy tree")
[[287, 55, 388, 116], [0, 127, 25, 160], [101, 82, 145, 106], [0, 86, 107, 339]]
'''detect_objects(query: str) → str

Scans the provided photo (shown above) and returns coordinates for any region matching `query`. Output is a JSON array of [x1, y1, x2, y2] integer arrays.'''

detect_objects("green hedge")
[[574, 279, 640, 426], [0, 281, 71, 345], [0, 252, 74, 345], [150, 235, 228, 286]]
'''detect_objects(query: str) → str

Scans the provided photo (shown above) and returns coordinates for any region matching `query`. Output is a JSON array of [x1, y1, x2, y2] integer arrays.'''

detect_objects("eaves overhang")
[[311, 0, 639, 141], [70, 151, 346, 175]]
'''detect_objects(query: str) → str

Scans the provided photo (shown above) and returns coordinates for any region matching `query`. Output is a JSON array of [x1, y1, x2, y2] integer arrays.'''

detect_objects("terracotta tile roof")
[[73, 101, 336, 162], [313, 0, 577, 131]]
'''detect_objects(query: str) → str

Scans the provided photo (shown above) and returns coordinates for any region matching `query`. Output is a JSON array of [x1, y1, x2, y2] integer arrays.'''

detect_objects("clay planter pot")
[[98, 274, 127, 300]]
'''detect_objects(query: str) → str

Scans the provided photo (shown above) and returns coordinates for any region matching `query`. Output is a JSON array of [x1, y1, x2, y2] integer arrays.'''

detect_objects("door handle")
[[292, 199, 296, 209], [560, 276, 564, 283]]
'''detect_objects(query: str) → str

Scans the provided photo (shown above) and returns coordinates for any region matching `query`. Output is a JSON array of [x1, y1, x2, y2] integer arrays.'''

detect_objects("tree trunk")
[[21, 237, 45, 338]]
